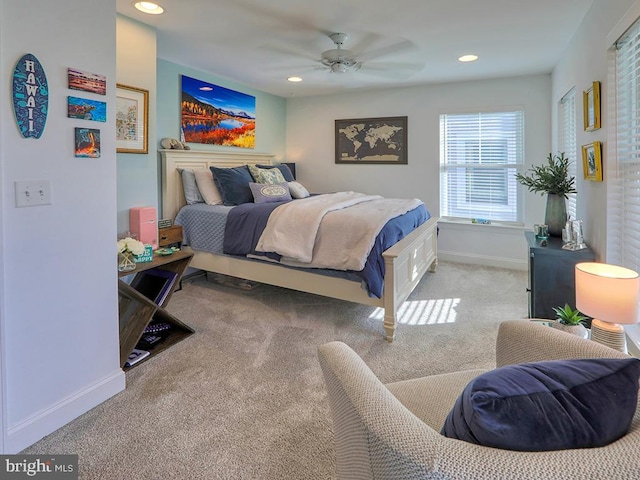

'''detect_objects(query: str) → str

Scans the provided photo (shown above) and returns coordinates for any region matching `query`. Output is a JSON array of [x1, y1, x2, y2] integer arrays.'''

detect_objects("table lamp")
[[575, 262, 640, 353]]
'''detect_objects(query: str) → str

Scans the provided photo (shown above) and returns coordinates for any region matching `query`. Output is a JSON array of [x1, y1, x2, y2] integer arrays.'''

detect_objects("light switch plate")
[[15, 180, 52, 207]]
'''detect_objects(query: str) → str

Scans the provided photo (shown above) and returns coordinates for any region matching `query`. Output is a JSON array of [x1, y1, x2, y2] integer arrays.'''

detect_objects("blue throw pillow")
[[249, 182, 292, 204], [210, 165, 254, 206], [441, 357, 640, 451], [255, 164, 295, 182]]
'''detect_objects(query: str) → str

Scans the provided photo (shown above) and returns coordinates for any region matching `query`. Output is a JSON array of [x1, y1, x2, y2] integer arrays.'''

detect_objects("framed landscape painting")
[[180, 75, 255, 149], [335, 116, 407, 164]]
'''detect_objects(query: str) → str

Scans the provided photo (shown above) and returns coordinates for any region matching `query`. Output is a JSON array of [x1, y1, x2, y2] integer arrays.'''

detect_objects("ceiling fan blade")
[[358, 38, 418, 62]]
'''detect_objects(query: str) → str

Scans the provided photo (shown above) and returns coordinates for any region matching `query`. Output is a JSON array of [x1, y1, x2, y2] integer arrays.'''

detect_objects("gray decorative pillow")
[[177, 168, 204, 205], [288, 181, 310, 199], [248, 164, 286, 184], [249, 182, 292, 204]]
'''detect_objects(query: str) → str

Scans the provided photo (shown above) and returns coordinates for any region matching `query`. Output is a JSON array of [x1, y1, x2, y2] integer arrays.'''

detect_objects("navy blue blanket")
[[223, 200, 430, 298]]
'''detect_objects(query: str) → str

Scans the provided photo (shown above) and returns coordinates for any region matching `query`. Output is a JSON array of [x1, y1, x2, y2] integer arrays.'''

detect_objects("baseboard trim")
[[439, 251, 528, 271], [6, 369, 125, 453]]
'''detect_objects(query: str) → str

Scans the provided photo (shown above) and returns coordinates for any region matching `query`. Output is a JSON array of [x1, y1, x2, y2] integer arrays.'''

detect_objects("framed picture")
[[181, 75, 256, 148], [581, 141, 603, 181], [116, 84, 148, 154], [583, 81, 601, 131], [74, 127, 101, 158], [335, 116, 407, 164]]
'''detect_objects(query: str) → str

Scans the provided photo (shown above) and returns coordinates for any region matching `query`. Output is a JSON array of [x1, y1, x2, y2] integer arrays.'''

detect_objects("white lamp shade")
[[575, 262, 640, 325]]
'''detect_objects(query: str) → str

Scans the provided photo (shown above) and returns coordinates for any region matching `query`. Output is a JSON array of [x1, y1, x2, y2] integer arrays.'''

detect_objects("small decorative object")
[[583, 81, 601, 131], [561, 219, 587, 251], [160, 137, 190, 150], [516, 152, 576, 237], [581, 141, 603, 182], [335, 116, 407, 164], [533, 224, 549, 240], [116, 84, 149, 154], [471, 218, 491, 225], [134, 244, 153, 263], [117, 236, 145, 272], [12, 53, 48, 139], [551, 303, 588, 338]]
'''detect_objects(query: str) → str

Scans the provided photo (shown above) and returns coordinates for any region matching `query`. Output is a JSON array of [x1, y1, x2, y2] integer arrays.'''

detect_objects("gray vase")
[[545, 193, 567, 237]]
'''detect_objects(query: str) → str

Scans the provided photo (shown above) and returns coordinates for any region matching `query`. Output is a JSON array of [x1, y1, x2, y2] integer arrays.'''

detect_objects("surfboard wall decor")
[[12, 53, 49, 139]]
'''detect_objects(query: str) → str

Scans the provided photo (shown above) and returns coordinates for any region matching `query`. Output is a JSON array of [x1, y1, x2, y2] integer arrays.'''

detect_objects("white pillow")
[[288, 181, 310, 199], [194, 169, 223, 205]]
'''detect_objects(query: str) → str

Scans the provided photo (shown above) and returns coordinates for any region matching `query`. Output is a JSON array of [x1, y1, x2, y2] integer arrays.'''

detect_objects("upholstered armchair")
[[318, 320, 640, 479]]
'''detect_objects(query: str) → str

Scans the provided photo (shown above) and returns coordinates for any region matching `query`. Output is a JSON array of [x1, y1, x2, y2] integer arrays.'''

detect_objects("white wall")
[[116, 15, 158, 234], [287, 74, 552, 269], [552, 0, 637, 259], [0, 0, 124, 452]]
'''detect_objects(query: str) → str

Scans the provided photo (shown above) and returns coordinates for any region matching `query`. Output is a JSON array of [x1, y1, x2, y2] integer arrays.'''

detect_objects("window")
[[610, 17, 640, 272], [440, 111, 524, 223], [558, 88, 577, 221]]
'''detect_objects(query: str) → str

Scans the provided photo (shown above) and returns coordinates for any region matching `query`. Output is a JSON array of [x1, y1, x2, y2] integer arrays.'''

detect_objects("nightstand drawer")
[[158, 225, 183, 247]]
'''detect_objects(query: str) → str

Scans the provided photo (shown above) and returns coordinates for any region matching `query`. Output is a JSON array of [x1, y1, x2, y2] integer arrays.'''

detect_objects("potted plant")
[[516, 152, 576, 236], [551, 303, 588, 338]]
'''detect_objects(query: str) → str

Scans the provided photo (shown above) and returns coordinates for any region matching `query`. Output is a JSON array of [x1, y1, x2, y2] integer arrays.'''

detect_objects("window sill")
[[438, 218, 527, 233]]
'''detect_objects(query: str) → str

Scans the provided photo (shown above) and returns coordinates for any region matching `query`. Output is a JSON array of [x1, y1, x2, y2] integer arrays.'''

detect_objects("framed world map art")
[[335, 116, 407, 164]]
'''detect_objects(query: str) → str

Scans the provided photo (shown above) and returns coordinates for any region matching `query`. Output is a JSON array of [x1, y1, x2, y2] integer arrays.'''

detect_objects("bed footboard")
[[381, 216, 438, 342]]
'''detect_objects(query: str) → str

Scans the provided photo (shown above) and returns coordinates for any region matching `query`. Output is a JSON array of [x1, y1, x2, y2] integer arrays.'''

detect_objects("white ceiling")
[[115, 0, 595, 98]]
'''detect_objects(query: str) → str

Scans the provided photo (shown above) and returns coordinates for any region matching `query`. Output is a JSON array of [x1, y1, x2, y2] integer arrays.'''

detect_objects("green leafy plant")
[[515, 152, 577, 198], [552, 304, 588, 326]]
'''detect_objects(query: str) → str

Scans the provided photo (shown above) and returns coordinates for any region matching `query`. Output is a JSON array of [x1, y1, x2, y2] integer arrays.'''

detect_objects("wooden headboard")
[[160, 149, 275, 220]]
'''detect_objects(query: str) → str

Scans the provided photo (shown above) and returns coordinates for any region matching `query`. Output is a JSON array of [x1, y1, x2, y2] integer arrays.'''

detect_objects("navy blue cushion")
[[210, 165, 254, 206], [441, 357, 640, 451], [255, 164, 295, 182]]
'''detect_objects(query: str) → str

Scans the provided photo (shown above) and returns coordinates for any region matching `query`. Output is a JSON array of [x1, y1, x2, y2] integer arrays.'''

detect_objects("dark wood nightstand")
[[159, 225, 183, 248]]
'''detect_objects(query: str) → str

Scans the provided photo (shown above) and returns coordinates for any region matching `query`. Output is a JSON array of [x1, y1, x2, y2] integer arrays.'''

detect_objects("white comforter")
[[255, 191, 423, 271]]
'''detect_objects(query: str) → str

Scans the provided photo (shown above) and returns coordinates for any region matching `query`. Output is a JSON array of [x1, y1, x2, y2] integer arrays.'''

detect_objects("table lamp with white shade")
[[575, 262, 640, 353]]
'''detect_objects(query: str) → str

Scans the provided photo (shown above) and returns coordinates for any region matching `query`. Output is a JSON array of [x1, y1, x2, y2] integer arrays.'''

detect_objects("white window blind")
[[558, 88, 577, 221], [611, 18, 640, 272], [439, 111, 524, 223]]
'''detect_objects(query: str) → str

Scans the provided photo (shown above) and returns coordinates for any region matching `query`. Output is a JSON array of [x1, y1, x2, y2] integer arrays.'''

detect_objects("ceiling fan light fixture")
[[458, 54, 478, 62], [331, 63, 348, 74], [133, 1, 164, 14]]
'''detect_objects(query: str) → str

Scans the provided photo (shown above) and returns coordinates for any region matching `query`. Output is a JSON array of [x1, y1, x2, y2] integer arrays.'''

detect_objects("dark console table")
[[524, 231, 595, 319]]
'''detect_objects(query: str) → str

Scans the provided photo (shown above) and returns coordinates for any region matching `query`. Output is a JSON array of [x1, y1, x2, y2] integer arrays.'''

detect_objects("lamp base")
[[590, 319, 628, 353]]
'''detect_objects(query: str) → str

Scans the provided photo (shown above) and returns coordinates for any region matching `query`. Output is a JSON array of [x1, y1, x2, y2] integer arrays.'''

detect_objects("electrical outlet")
[[14, 180, 52, 207]]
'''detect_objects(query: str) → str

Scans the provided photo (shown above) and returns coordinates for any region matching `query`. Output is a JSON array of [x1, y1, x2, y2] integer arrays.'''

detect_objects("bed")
[[160, 149, 438, 342]]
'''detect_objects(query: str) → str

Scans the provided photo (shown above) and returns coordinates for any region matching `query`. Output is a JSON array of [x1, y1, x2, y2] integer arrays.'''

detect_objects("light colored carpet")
[[23, 262, 528, 479]]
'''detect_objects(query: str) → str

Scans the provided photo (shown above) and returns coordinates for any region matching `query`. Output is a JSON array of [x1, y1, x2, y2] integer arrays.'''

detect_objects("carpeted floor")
[[23, 262, 528, 479]]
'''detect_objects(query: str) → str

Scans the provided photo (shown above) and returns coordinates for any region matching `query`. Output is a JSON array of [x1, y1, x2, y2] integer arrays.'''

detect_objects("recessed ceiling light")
[[133, 2, 164, 14], [458, 54, 478, 63], [199, 86, 213, 91], [287, 76, 303, 82]]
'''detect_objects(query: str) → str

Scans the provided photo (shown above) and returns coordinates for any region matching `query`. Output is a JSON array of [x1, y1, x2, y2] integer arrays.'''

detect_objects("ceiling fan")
[[320, 33, 361, 74]]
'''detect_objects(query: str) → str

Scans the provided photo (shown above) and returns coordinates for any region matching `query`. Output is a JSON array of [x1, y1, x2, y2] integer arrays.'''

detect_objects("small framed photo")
[[335, 116, 407, 164], [116, 84, 148, 154], [75, 128, 101, 158], [581, 141, 603, 182], [583, 81, 601, 131]]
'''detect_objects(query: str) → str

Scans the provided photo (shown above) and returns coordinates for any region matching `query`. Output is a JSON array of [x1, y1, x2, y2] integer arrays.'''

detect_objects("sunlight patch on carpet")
[[368, 298, 460, 325]]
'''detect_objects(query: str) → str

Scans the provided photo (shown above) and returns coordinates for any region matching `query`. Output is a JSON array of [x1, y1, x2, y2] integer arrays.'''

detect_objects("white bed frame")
[[160, 149, 438, 342]]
